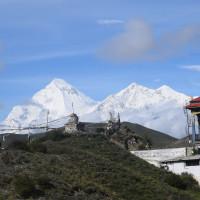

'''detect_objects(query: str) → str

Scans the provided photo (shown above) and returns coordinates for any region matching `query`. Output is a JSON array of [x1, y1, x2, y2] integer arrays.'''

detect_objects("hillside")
[[84, 122, 178, 147], [122, 122, 178, 147], [0, 131, 199, 200]]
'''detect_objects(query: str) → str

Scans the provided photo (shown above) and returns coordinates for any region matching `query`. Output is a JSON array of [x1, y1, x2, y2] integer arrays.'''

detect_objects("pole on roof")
[[198, 115, 200, 140]]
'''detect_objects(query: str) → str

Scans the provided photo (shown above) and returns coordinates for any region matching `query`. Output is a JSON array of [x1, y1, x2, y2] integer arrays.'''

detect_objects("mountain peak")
[[128, 82, 141, 88], [50, 78, 73, 89], [157, 85, 173, 91]]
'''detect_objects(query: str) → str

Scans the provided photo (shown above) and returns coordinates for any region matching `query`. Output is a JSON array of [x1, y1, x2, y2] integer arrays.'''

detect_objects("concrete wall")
[[131, 147, 193, 166], [165, 162, 200, 184]]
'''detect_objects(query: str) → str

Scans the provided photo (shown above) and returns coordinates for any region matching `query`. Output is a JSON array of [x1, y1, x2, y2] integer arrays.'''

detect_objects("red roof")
[[186, 103, 200, 109], [190, 97, 200, 103]]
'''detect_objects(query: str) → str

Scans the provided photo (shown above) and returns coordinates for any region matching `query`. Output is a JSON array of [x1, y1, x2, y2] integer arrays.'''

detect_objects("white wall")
[[131, 147, 192, 167], [166, 162, 200, 184]]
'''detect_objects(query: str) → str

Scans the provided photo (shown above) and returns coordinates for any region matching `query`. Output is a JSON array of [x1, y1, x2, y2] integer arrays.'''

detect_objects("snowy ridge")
[[81, 82, 190, 138], [1, 79, 190, 138]]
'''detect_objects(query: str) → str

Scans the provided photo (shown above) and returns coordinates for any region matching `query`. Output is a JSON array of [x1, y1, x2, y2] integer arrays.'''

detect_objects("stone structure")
[[107, 112, 120, 135], [64, 113, 85, 134]]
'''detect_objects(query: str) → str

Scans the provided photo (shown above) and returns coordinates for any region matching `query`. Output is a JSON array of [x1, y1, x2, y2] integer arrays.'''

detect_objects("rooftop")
[[161, 154, 200, 163], [190, 97, 200, 103], [186, 103, 200, 109]]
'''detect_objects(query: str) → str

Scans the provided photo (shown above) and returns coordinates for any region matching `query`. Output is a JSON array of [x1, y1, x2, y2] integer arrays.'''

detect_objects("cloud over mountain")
[[98, 19, 200, 62]]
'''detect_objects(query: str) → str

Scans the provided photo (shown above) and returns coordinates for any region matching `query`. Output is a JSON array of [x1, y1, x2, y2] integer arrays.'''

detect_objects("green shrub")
[[8, 140, 30, 151], [96, 128, 105, 133], [13, 174, 36, 198], [47, 129, 66, 141], [164, 173, 186, 190], [30, 141, 47, 153], [192, 147, 198, 155], [1, 153, 12, 165], [143, 135, 153, 147], [180, 173, 199, 190], [37, 176, 54, 190], [138, 143, 146, 150]]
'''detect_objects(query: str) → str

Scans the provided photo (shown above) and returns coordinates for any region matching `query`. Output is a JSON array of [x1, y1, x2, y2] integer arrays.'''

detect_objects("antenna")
[[183, 104, 192, 142]]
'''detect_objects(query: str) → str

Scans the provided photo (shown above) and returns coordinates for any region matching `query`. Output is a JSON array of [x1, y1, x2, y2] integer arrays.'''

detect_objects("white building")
[[161, 155, 200, 183], [131, 147, 193, 167], [131, 147, 200, 183]]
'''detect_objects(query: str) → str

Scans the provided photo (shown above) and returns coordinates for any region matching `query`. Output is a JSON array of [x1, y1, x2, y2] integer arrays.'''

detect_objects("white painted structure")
[[161, 155, 200, 183], [131, 147, 193, 167]]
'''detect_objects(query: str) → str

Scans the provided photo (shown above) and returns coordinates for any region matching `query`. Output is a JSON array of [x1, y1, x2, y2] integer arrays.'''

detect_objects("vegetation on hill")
[[0, 130, 199, 199], [122, 122, 178, 147]]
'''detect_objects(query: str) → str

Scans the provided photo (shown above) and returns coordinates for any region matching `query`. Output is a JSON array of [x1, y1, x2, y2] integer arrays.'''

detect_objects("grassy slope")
[[122, 122, 178, 147], [0, 133, 199, 200]]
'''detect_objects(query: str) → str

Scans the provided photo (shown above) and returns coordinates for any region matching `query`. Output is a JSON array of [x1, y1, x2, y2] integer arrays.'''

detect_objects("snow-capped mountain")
[[1, 79, 190, 138], [2, 79, 98, 131], [81, 83, 190, 138]]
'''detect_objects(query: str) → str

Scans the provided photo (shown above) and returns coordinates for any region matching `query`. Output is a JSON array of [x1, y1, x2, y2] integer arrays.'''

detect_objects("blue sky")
[[1, 0, 200, 121]]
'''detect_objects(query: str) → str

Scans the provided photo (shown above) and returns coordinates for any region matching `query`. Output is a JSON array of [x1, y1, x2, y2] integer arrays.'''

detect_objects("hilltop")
[[0, 122, 177, 149]]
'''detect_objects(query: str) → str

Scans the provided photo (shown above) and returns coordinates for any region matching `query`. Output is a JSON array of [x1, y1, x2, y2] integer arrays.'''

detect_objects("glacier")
[[1, 78, 191, 138]]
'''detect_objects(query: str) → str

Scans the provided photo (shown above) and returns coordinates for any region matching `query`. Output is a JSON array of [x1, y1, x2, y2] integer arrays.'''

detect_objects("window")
[[185, 160, 199, 166]]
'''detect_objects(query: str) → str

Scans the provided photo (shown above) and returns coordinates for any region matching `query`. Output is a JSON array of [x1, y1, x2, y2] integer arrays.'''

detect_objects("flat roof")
[[161, 155, 200, 163]]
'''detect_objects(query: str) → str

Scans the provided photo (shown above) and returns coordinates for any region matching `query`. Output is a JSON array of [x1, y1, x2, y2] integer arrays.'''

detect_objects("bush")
[[37, 176, 54, 190], [181, 173, 199, 190], [13, 174, 36, 198], [96, 128, 105, 133], [47, 129, 66, 141], [138, 143, 146, 150], [30, 141, 47, 153], [164, 173, 186, 190], [8, 140, 30, 151], [143, 135, 153, 147], [1, 152, 12, 165]]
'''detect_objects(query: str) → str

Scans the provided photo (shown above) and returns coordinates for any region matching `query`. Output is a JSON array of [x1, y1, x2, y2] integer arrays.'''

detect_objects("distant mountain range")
[[1, 78, 190, 138]]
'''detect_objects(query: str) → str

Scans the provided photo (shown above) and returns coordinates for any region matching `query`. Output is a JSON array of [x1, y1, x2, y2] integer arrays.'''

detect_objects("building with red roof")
[[185, 97, 200, 144]]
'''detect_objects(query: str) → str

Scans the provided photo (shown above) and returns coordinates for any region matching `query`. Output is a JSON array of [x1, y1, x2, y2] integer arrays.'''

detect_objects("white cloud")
[[98, 19, 155, 62], [97, 19, 124, 25], [154, 79, 160, 83], [98, 19, 200, 62], [181, 65, 200, 71], [6, 49, 93, 64]]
